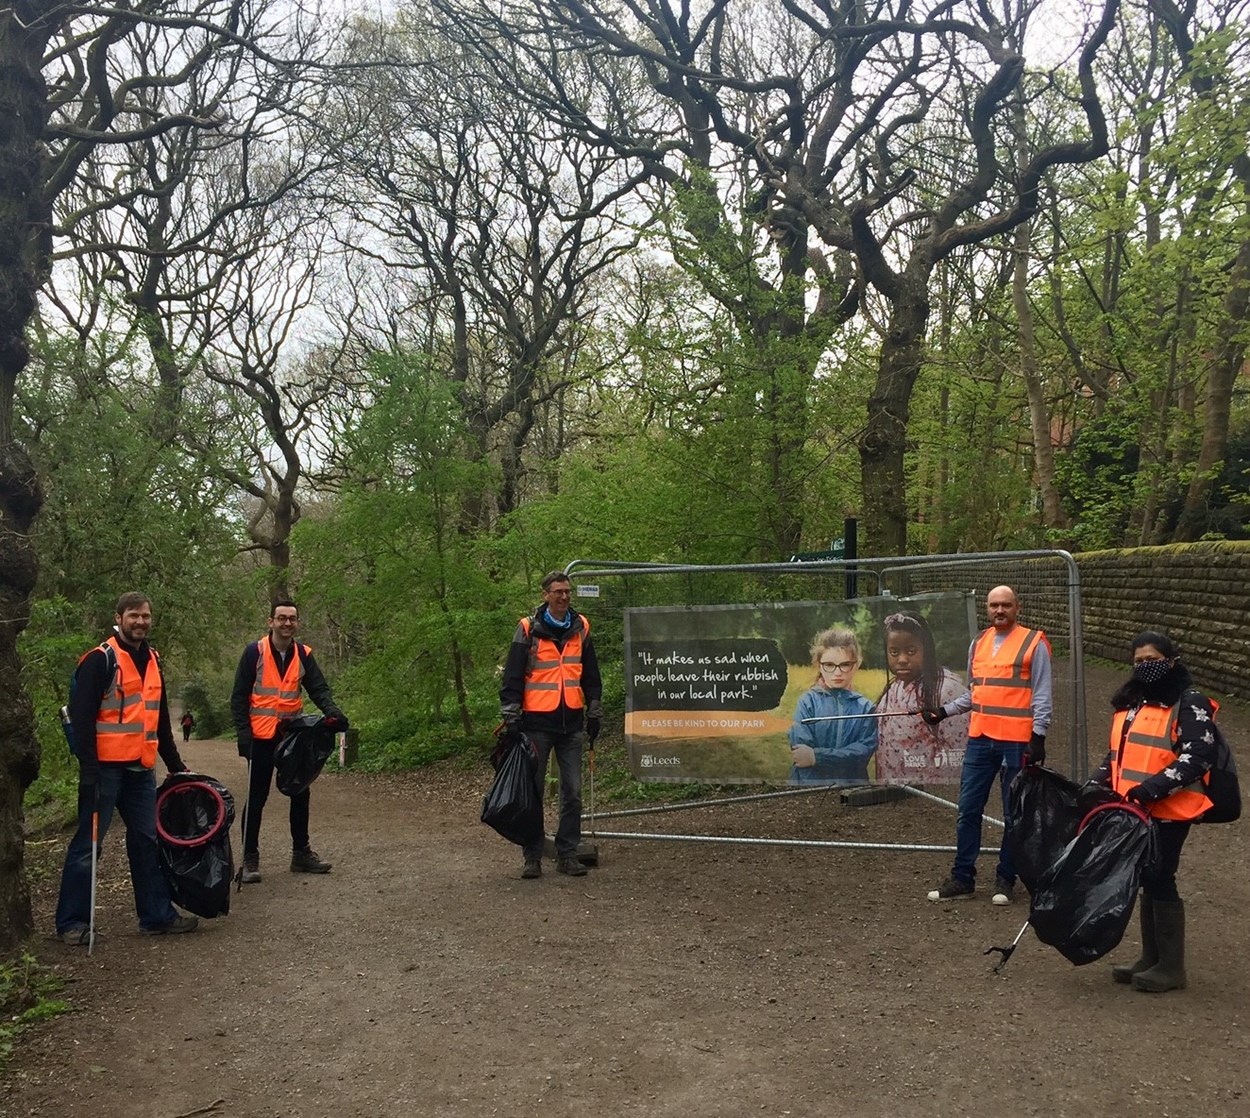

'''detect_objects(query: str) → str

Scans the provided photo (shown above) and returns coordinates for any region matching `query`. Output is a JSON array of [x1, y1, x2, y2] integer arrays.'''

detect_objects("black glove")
[[1027, 732, 1046, 766], [1125, 783, 1154, 805], [78, 775, 100, 807], [586, 717, 601, 745], [323, 713, 347, 731], [237, 734, 253, 760], [921, 707, 947, 726], [502, 710, 522, 729]]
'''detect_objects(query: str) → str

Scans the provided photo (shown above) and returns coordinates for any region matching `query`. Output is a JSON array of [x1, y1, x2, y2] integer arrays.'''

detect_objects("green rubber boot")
[[1111, 894, 1156, 984], [1132, 898, 1186, 993]]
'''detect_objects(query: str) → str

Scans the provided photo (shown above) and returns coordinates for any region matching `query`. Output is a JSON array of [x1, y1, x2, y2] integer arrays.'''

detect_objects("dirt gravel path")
[[5, 661, 1250, 1118]]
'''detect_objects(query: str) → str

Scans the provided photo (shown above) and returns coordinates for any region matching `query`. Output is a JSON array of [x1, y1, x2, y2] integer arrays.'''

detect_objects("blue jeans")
[[522, 730, 583, 860], [952, 736, 1026, 886], [56, 764, 178, 933]]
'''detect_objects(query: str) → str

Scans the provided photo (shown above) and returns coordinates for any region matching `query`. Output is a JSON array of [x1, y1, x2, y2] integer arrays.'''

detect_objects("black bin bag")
[[156, 772, 236, 918], [274, 714, 339, 797], [1029, 802, 1158, 966], [1007, 766, 1085, 895], [481, 734, 543, 847]]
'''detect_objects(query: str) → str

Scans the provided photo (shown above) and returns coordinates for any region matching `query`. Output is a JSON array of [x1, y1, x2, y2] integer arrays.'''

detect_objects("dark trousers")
[[242, 736, 311, 857], [55, 764, 178, 933], [1142, 820, 1191, 902], [523, 729, 584, 860]]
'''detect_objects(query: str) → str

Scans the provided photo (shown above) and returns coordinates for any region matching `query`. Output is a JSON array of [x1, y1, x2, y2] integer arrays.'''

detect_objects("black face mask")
[[1132, 658, 1173, 686]]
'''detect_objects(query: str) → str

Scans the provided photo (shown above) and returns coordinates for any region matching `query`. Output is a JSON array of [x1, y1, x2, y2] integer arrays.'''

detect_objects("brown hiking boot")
[[290, 847, 332, 874], [240, 856, 262, 884]]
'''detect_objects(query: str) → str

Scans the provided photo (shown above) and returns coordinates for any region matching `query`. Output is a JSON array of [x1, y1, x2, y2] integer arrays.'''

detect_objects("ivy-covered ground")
[[4, 660, 1250, 1118]]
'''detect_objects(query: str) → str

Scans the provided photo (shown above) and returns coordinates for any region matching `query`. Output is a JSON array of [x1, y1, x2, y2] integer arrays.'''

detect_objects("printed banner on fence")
[[623, 593, 976, 784]]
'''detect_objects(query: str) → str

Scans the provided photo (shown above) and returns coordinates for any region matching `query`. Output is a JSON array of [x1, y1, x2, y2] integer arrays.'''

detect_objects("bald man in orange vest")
[[922, 585, 1052, 905]]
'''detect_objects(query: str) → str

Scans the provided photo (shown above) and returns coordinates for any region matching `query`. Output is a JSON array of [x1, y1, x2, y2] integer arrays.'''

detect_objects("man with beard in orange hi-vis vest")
[[55, 591, 199, 944], [921, 585, 1052, 906], [230, 600, 346, 884], [500, 571, 603, 880]]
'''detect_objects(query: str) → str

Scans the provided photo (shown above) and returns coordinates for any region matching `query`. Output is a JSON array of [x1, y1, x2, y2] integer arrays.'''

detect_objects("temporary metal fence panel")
[[567, 550, 1086, 855]]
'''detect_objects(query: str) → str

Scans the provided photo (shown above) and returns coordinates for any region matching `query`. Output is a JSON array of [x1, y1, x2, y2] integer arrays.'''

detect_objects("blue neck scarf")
[[540, 607, 573, 632]]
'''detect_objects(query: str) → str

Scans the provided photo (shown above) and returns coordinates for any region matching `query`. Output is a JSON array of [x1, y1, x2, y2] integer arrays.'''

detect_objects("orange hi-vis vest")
[[1111, 701, 1216, 822], [248, 638, 308, 739], [520, 616, 588, 713], [92, 636, 163, 768], [967, 624, 1048, 743]]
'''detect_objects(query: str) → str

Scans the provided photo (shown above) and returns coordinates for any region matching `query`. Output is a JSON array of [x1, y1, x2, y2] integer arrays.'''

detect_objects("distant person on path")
[[788, 627, 877, 785], [874, 611, 968, 783], [923, 585, 1051, 905], [231, 600, 346, 884], [500, 571, 603, 880], [1093, 632, 1218, 993], [180, 710, 194, 742], [55, 591, 199, 943]]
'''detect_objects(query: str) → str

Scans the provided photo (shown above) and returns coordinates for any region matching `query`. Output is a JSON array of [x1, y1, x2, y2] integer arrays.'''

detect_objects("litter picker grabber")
[[985, 919, 1030, 974], [235, 751, 253, 892], [799, 710, 921, 724], [88, 785, 100, 956], [575, 746, 600, 867]]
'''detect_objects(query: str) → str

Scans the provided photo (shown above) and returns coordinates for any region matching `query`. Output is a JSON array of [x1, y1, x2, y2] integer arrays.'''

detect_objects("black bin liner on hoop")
[[1029, 801, 1158, 966], [481, 733, 543, 847], [156, 772, 236, 918], [274, 715, 339, 797]]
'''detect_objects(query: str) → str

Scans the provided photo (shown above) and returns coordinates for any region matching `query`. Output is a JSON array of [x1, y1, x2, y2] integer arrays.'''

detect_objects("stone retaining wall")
[[1066, 541, 1250, 701]]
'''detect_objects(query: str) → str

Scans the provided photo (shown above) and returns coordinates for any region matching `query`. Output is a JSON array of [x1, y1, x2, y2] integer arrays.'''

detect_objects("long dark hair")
[[1109, 630, 1192, 709], [883, 611, 943, 710]]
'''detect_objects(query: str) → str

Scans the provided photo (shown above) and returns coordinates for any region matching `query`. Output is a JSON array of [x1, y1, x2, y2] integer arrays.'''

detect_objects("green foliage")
[[19, 337, 245, 656], [18, 599, 99, 830], [296, 352, 514, 761], [179, 678, 230, 739], [0, 954, 71, 1069]]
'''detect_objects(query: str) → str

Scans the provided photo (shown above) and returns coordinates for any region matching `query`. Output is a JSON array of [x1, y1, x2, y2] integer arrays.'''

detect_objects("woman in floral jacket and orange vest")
[[1089, 631, 1219, 993]]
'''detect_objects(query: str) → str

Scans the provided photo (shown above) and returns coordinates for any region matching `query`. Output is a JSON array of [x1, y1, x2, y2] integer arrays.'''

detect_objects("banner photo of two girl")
[[623, 592, 978, 785]]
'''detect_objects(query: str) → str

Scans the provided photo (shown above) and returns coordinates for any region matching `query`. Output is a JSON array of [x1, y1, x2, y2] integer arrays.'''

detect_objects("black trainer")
[[240, 856, 262, 884], [521, 858, 542, 879], [556, 856, 588, 877], [927, 875, 974, 901]]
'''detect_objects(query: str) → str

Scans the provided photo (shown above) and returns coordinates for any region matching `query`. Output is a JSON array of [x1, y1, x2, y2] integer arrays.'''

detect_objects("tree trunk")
[[860, 283, 930, 557], [1013, 222, 1069, 530], [1174, 237, 1250, 541], [0, 8, 55, 949]]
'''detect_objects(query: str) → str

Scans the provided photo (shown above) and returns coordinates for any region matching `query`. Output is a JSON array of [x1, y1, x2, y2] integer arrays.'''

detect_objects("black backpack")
[[59, 643, 118, 757], [1200, 717, 1241, 825]]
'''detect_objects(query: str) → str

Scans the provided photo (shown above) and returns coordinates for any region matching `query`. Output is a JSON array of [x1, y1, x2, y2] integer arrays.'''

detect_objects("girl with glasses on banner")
[[788, 627, 877, 785], [874, 611, 969, 784]]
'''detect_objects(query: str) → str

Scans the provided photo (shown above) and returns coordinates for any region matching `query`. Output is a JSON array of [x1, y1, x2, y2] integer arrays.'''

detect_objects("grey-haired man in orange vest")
[[922, 585, 1052, 905], [499, 571, 603, 880]]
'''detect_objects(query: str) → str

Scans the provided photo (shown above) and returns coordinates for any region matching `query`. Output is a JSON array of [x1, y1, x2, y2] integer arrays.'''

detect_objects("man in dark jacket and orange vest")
[[922, 585, 1052, 905], [55, 591, 199, 943], [230, 600, 346, 883], [500, 571, 603, 880]]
